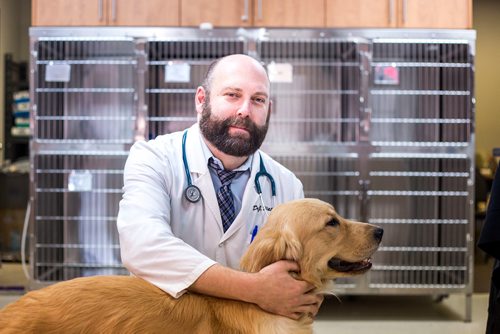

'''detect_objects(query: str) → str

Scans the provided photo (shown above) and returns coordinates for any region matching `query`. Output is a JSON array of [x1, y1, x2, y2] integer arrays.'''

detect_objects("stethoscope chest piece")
[[185, 184, 202, 203]]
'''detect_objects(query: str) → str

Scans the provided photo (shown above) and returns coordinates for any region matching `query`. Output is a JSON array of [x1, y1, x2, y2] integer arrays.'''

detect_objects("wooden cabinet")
[[33, 0, 472, 29], [326, 0, 472, 29], [254, 0, 324, 27], [181, 0, 325, 28], [32, 0, 107, 26], [111, 0, 179, 26], [181, 0, 252, 27], [326, 0, 396, 28], [32, 0, 179, 26], [399, 0, 472, 29]]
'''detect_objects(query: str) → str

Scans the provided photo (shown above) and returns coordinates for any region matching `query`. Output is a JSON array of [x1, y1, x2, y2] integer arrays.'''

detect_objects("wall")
[[474, 0, 500, 163], [0, 0, 30, 165]]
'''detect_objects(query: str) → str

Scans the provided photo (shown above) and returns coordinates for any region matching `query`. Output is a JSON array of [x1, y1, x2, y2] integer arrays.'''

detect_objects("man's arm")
[[189, 261, 323, 319], [120, 141, 322, 318], [118, 140, 218, 298]]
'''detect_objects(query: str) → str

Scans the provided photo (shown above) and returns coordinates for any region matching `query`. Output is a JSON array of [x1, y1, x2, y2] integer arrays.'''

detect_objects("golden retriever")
[[0, 198, 383, 333]]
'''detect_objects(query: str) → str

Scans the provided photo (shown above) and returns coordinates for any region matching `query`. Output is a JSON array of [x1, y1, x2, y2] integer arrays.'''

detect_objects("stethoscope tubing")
[[182, 130, 276, 204], [182, 131, 202, 203]]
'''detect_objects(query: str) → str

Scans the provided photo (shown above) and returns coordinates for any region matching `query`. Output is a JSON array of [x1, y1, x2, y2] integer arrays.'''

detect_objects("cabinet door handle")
[[389, 0, 395, 25], [112, 0, 117, 21], [257, 0, 263, 20], [402, 0, 407, 25], [98, 0, 103, 21], [241, 0, 249, 21]]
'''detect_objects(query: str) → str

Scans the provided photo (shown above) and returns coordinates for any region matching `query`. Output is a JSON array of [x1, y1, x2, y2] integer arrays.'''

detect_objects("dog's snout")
[[374, 228, 384, 243]]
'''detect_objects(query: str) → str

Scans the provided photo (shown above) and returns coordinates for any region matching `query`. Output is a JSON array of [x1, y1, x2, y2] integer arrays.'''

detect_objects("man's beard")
[[199, 99, 270, 157]]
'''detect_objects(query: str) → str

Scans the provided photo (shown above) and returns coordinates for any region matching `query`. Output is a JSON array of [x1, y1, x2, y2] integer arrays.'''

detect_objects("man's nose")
[[237, 99, 251, 117]]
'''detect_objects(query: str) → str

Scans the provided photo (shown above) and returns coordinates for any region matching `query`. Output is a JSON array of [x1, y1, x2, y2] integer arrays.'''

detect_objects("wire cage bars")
[[29, 28, 475, 319], [30, 36, 140, 284]]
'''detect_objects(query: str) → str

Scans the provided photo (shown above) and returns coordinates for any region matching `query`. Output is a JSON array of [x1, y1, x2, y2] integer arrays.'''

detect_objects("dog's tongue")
[[328, 258, 372, 272]]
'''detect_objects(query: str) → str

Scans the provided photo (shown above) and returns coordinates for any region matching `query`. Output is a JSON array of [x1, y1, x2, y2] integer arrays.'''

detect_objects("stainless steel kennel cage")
[[28, 28, 475, 320]]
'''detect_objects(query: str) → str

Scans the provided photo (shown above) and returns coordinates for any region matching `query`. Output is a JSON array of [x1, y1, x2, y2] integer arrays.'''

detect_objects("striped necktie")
[[208, 158, 241, 232]]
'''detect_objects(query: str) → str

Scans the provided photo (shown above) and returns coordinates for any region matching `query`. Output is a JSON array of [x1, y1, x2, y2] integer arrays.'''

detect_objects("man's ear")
[[195, 86, 206, 116]]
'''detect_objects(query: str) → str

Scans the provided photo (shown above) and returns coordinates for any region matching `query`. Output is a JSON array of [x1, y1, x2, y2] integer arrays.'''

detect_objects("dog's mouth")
[[328, 258, 372, 272]]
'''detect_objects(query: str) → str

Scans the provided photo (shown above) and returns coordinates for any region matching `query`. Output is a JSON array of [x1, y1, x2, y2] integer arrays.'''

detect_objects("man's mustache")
[[223, 117, 256, 132]]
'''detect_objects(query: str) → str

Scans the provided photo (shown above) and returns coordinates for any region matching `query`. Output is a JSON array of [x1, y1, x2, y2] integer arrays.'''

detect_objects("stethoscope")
[[182, 130, 276, 217]]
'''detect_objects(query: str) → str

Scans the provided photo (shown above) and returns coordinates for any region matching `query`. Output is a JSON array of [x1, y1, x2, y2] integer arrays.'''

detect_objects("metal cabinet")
[[29, 27, 475, 319], [367, 37, 474, 294], [29, 32, 144, 286]]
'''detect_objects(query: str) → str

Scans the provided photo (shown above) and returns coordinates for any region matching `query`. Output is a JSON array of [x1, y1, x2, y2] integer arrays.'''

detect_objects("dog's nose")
[[374, 228, 384, 243]]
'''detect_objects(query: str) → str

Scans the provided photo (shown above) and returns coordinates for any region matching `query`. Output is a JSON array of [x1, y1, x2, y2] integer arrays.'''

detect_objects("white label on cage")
[[374, 64, 399, 85], [165, 61, 191, 83], [45, 62, 71, 82], [68, 170, 92, 192], [267, 62, 293, 83]]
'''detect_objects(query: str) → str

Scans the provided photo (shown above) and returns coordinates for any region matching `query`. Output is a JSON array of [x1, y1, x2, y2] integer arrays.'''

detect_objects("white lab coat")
[[117, 124, 304, 297]]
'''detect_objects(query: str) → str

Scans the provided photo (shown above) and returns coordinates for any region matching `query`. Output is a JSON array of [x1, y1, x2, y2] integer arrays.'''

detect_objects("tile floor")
[[0, 262, 490, 334], [314, 293, 488, 334]]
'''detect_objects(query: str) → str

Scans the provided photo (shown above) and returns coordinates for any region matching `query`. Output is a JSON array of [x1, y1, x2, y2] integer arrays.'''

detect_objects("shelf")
[[368, 218, 468, 225], [36, 88, 135, 93], [367, 190, 468, 197], [369, 171, 469, 177], [379, 246, 467, 252], [36, 169, 123, 174], [36, 116, 136, 121], [37, 60, 137, 65], [36, 216, 117, 221], [371, 118, 470, 124], [371, 89, 470, 96], [370, 141, 469, 148], [9, 136, 30, 143], [373, 61, 471, 68], [4, 54, 29, 162], [35, 188, 123, 193]]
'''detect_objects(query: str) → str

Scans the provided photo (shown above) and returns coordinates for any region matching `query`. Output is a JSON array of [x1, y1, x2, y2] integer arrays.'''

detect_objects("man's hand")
[[189, 262, 324, 320], [253, 260, 324, 320]]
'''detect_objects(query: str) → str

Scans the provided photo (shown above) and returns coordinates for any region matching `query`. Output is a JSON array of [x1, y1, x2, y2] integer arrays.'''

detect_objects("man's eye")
[[254, 97, 266, 104]]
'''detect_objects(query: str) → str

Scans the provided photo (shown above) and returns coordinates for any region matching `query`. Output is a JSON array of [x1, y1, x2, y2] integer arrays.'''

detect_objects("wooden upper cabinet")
[[33, 0, 108, 26], [33, 0, 472, 28], [112, 0, 179, 26], [181, 0, 252, 27], [32, 0, 180, 26], [181, 0, 324, 28], [326, 0, 472, 29], [254, 0, 325, 28], [400, 0, 472, 29], [326, 0, 396, 28]]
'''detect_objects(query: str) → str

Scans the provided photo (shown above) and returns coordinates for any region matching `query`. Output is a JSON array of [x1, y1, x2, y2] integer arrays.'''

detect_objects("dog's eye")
[[327, 218, 340, 227]]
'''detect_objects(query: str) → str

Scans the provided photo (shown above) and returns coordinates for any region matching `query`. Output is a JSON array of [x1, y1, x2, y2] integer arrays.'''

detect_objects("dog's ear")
[[240, 226, 302, 273]]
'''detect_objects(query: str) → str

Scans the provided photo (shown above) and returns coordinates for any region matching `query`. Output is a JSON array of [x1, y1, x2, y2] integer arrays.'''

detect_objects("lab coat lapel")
[[185, 125, 223, 233]]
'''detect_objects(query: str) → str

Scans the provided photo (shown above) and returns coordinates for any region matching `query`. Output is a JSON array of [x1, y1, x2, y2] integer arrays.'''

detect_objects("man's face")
[[199, 96, 270, 157], [197, 55, 272, 157]]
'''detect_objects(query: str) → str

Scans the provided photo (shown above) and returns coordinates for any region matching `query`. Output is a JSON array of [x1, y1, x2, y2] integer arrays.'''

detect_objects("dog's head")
[[240, 198, 383, 289]]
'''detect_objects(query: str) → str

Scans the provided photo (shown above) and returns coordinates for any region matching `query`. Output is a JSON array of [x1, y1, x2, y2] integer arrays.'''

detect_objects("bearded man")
[[118, 54, 323, 319]]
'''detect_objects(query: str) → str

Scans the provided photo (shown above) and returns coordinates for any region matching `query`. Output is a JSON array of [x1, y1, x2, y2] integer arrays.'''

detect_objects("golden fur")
[[0, 198, 382, 333]]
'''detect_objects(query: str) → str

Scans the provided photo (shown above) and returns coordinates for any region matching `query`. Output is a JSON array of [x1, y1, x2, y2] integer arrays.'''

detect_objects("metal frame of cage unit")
[[28, 27, 475, 320]]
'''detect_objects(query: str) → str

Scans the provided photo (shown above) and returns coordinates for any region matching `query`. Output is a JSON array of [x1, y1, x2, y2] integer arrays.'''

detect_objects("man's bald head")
[[201, 54, 269, 95]]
